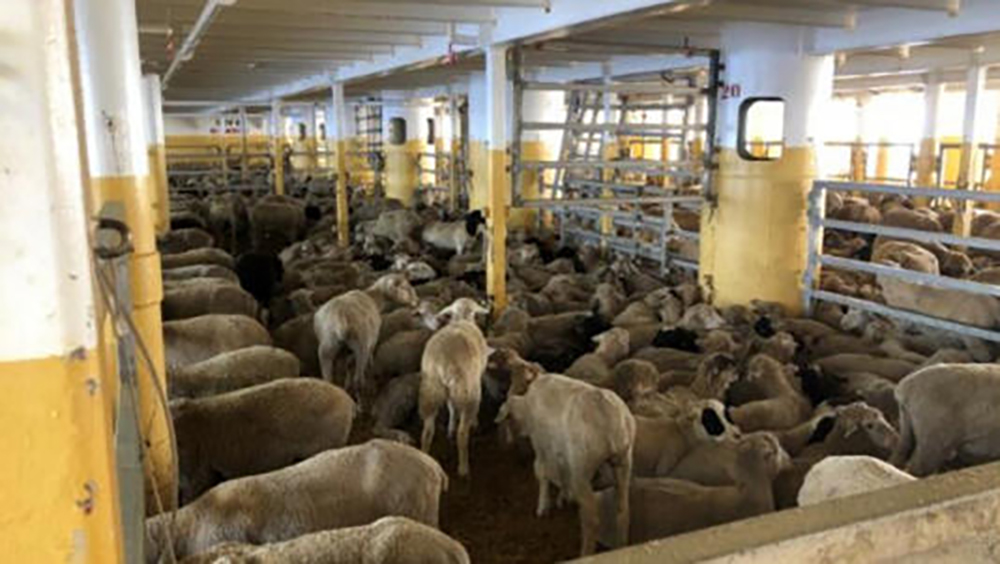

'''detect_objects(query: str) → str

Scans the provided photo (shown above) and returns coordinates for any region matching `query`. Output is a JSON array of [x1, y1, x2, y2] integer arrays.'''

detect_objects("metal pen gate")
[[510, 50, 719, 276], [803, 179, 1000, 346]]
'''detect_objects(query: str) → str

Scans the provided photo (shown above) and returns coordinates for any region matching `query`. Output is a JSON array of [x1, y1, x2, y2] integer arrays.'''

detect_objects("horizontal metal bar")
[[821, 218, 1000, 253], [576, 103, 693, 111], [820, 255, 1000, 298], [824, 141, 916, 149], [522, 81, 703, 95], [522, 195, 703, 208], [814, 180, 1000, 203], [809, 290, 1000, 344], [519, 160, 696, 172], [523, 122, 704, 133]]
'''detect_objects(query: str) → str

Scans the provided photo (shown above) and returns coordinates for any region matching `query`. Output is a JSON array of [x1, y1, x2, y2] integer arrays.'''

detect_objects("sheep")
[[891, 363, 1000, 476], [564, 328, 631, 387], [878, 274, 1000, 345], [772, 402, 899, 508], [872, 240, 940, 274], [496, 369, 635, 556], [162, 264, 239, 284], [632, 399, 738, 477], [421, 210, 485, 255], [171, 378, 356, 504], [591, 282, 627, 324], [158, 227, 214, 255], [313, 273, 419, 403], [235, 251, 284, 308], [145, 440, 448, 564], [163, 314, 271, 369], [797, 455, 915, 507], [372, 372, 422, 445], [161, 281, 258, 321], [168, 345, 300, 399], [177, 516, 470, 564], [272, 313, 320, 376], [611, 359, 661, 403], [419, 299, 491, 478], [161, 247, 235, 271], [727, 355, 812, 432], [816, 353, 917, 383], [250, 195, 306, 253], [372, 209, 423, 244], [597, 433, 789, 547], [612, 301, 658, 327], [372, 327, 433, 383], [631, 354, 738, 419], [678, 304, 726, 333]]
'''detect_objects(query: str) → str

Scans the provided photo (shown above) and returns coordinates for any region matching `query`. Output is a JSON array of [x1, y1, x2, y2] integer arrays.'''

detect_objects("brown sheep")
[[171, 378, 356, 504]]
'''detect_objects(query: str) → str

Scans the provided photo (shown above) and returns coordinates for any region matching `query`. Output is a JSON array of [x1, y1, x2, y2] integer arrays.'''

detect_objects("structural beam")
[[916, 73, 945, 194], [485, 46, 510, 314], [953, 61, 988, 236], [271, 99, 286, 195], [1, 0, 124, 560], [330, 82, 351, 247], [77, 0, 175, 515], [143, 74, 170, 234]]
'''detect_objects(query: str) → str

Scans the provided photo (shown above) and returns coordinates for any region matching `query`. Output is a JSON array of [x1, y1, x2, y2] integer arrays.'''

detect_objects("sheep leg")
[[890, 404, 915, 469], [612, 454, 632, 548], [534, 459, 552, 517], [906, 430, 953, 477], [573, 480, 599, 556], [318, 339, 341, 384], [456, 404, 477, 478], [447, 402, 457, 439]]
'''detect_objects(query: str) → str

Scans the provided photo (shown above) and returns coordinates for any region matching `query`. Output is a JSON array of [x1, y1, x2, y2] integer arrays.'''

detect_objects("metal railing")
[[803, 179, 1000, 344], [510, 49, 718, 275]]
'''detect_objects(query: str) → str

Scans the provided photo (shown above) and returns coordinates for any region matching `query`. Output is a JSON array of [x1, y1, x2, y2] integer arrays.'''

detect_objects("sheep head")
[[834, 402, 899, 458], [737, 432, 791, 480], [691, 353, 738, 399], [687, 399, 740, 442], [370, 273, 419, 307], [437, 297, 489, 325], [488, 348, 544, 396], [592, 328, 631, 364]]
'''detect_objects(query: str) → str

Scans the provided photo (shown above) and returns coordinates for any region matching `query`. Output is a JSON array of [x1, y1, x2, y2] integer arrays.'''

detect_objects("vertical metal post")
[[511, 47, 524, 208], [702, 50, 721, 201], [803, 183, 825, 316], [239, 105, 249, 185]]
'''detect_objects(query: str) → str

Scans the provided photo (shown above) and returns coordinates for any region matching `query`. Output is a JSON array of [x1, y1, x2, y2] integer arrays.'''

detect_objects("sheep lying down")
[[798, 455, 915, 507], [145, 440, 448, 563], [178, 517, 470, 564]]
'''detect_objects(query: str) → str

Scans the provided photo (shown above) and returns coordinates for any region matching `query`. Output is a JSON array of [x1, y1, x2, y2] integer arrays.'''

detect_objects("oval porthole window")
[[738, 97, 785, 161]]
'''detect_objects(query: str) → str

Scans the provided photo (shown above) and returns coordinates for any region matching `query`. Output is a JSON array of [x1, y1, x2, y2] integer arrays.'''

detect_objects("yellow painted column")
[[143, 75, 169, 234], [954, 63, 987, 236], [988, 104, 1000, 210], [485, 46, 510, 314], [77, 0, 174, 513], [1, 1, 124, 561], [385, 108, 419, 206], [330, 82, 351, 247], [700, 23, 834, 316], [875, 138, 890, 181]]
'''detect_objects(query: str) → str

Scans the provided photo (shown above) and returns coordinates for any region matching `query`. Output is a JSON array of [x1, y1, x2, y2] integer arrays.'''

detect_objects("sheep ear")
[[495, 397, 521, 423], [485, 345, 497, 358]]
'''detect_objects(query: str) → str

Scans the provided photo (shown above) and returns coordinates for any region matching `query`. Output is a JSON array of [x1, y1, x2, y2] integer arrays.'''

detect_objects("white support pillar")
[[954, 62, 988, 235], [1, 1, 124, 560], [916, 73, 945, 191], [486, 45, 510, 314], [330, 81, 351, 247], [468, 72, 488, 211], [76, 0, 174, 513], [700, 22, 834, 314], [142, 74, 169, 233]]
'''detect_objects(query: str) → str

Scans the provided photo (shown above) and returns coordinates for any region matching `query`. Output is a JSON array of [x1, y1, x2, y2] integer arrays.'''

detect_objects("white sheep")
[[496, 368, 635, 556], [891, 363, 1000, 476], [419, 298, 492, 477], [168, 345, 301, 398], [171, 378, 356, 504], [162, 264, 239, 284], [421, 211, 484, 255], [797, 455, 915, 507], [145, 440, 448, 564], [177, 516, 470, 564], [313, 273, 419, 405], [564, 328, 631, 387]]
